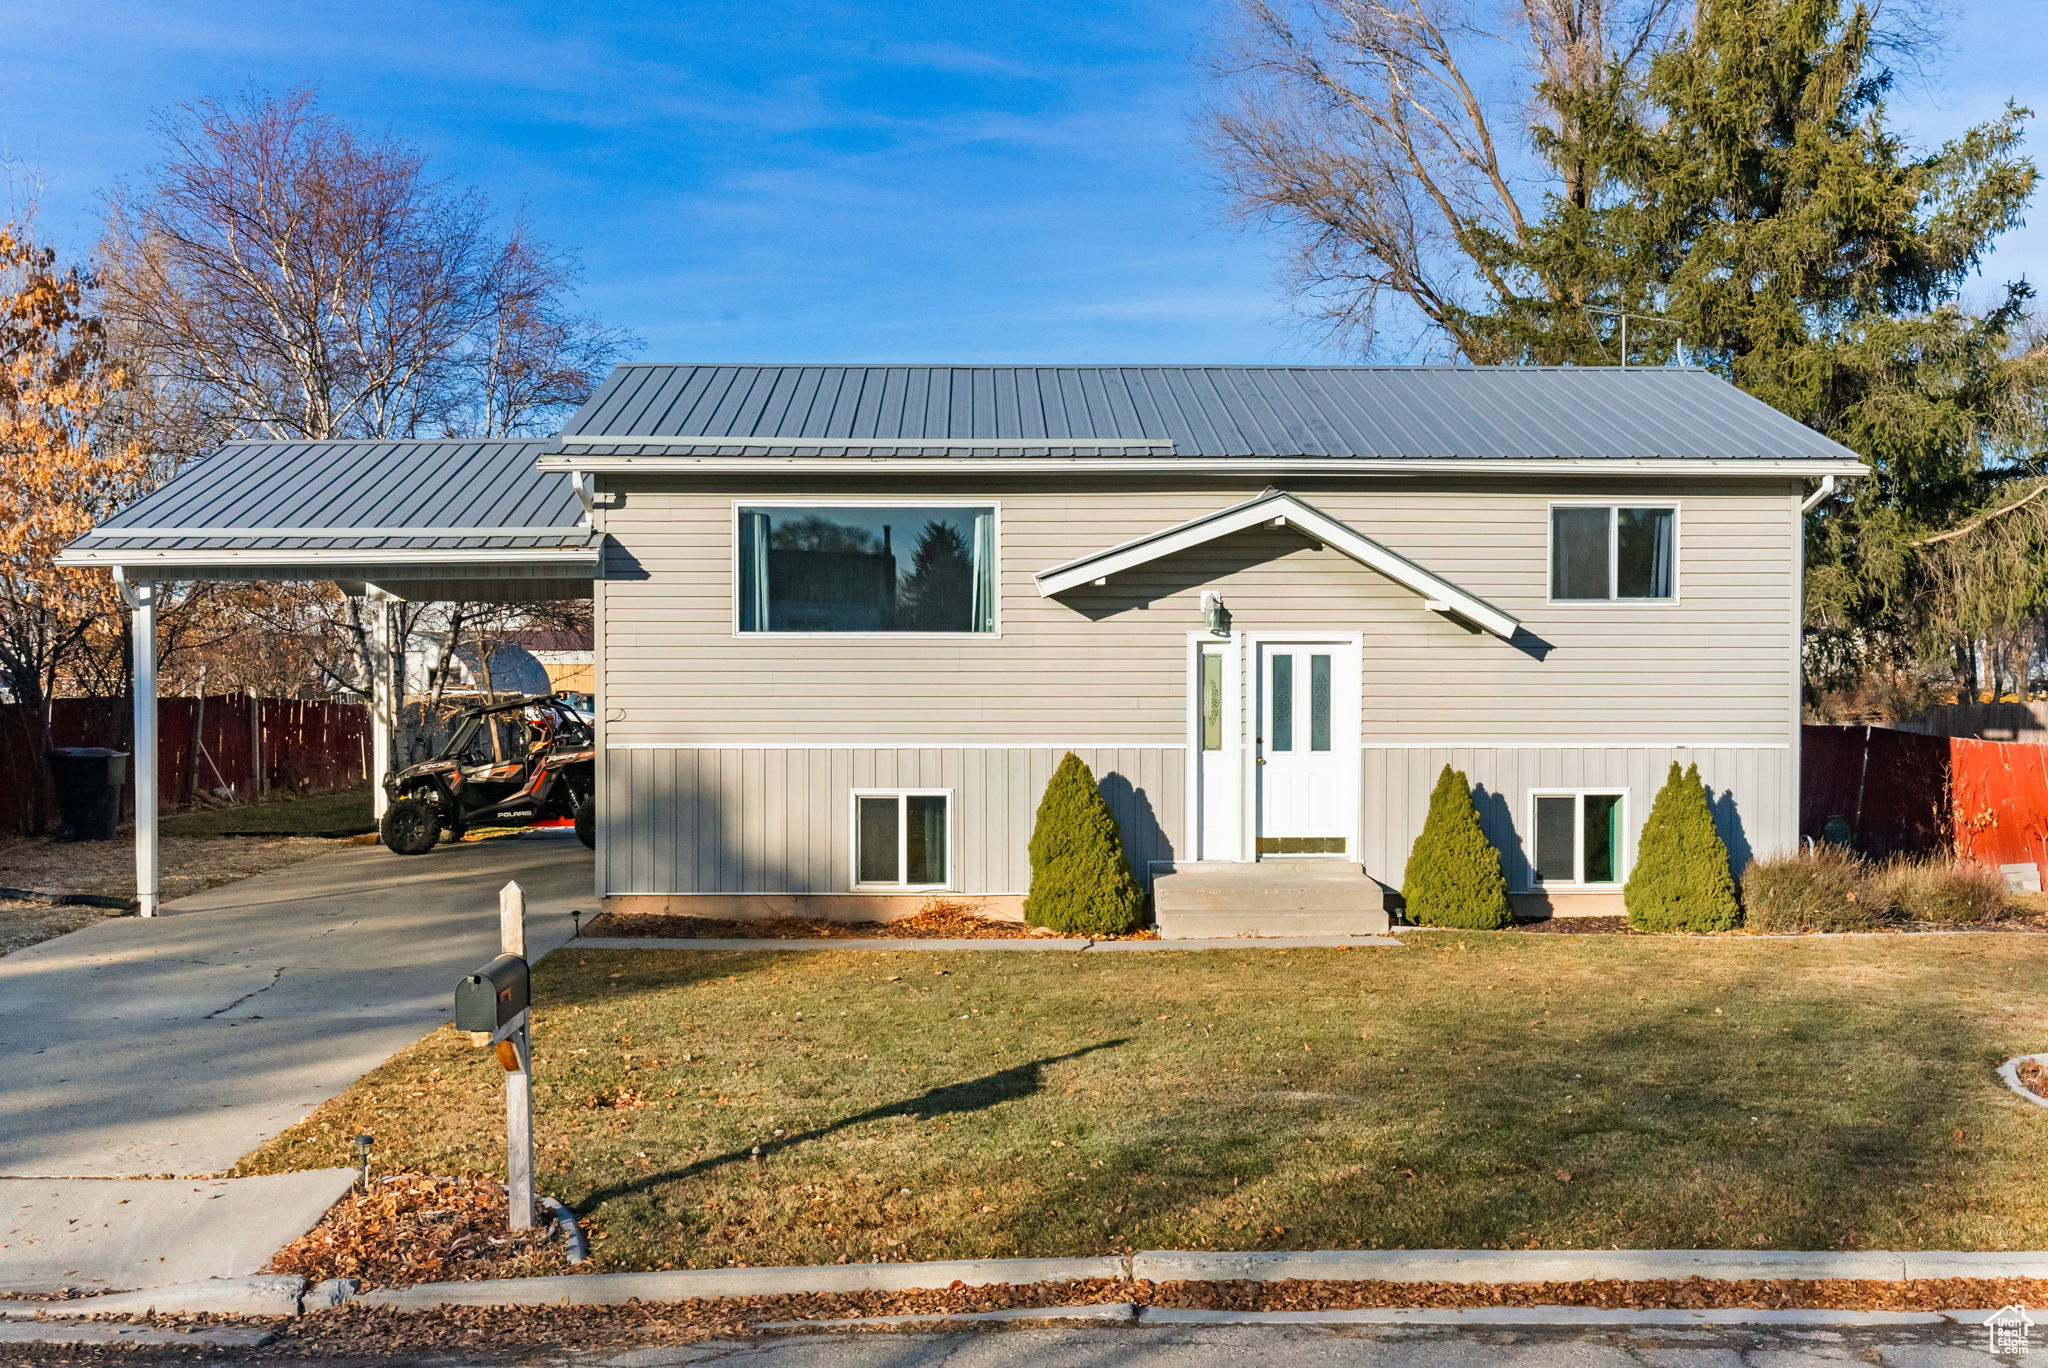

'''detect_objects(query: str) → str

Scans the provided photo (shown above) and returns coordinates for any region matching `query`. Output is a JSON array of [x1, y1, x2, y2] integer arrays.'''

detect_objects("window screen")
[[1551, 506, 1675, 601], [1550, 507, 1612, 600], [855, 793, 949, 887], [1534, 795, 1578, 882]]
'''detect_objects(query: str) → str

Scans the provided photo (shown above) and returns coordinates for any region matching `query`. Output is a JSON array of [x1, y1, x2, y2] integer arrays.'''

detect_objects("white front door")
[[1255, 640, 1358, 857]]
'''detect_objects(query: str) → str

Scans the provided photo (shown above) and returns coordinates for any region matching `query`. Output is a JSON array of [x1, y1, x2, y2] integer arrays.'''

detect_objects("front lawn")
[[235, 936, 2048, 1270]]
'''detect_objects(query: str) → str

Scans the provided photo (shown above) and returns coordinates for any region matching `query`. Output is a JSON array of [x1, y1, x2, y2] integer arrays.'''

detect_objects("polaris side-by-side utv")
[[379, 694, 597, 855]]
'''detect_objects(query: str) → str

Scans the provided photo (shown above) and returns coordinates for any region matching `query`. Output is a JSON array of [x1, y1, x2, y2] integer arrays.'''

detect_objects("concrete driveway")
[[0, 834, 590, 1178]]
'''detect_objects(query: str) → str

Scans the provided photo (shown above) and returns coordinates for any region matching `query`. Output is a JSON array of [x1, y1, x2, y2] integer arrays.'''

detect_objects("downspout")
[[1799, 475, 1838, 514]]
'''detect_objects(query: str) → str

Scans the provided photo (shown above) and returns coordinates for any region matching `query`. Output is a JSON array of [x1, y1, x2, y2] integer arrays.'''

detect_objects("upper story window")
[[1550, 505, 1675, 602], [737, 505, 996, 633]]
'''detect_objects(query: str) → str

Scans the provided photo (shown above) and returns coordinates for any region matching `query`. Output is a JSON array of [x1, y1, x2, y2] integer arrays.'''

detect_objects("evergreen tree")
[[1625, 762, 1742, 932], [1400, 765, 1513, 930], [1479, 0, 2041, 660], [1023, 753, 1145, 936], [899, 520, 974, 631]]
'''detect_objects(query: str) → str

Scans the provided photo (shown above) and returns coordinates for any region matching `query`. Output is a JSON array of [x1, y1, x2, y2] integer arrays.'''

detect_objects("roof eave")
[[537, 454, 1869, 477]]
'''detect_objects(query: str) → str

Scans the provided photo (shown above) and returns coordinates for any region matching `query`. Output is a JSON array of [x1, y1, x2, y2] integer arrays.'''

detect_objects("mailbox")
[[455, 953, 530, 1035]]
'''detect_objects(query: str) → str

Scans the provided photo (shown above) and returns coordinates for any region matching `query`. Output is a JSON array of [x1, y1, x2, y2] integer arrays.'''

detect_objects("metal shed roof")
[[69, 439, 593, 556], [542, 363, 1868, 468]]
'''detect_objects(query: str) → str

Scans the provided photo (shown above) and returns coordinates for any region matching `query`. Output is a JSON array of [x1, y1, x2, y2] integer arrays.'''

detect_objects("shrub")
[[1625, 762, 1740, 933], [1400, 765, 1513, 929], [1022, 752, 1145, 936], [1741, 847, 1887, 933], [1875, 855, 2011, 924]]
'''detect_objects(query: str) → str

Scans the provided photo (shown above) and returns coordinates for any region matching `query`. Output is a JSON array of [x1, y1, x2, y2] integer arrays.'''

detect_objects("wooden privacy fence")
[[1802, 723, 2048, 886], [0, 695, 370, 835]]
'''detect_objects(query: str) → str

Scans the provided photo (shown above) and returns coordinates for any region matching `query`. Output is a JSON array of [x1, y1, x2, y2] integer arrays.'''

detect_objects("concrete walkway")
[[0, 833, 590, 1180]]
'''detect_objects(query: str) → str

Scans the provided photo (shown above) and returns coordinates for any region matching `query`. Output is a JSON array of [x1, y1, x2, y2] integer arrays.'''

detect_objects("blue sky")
[[2, 0, 2043, 365]]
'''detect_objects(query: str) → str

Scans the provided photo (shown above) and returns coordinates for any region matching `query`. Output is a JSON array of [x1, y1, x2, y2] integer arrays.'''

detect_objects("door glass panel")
[[1270, 654, 1293, 751], [1534, 795, 1577, 882], [1309, 654, 1332, 751], [1583, 793, 1621, 883], [1551, 507, 1612, 600], [1200, 652, 1223, 751], [857, 796, 900, 883], [905, 795, 948, 885]]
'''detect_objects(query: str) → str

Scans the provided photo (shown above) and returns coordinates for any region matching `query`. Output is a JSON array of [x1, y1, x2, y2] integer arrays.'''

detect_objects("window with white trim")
[[739, 506, 996, 632], [1550, 506, 1675, 600], [853, 790, 950, 888], [1531, 790, 1625, 886]]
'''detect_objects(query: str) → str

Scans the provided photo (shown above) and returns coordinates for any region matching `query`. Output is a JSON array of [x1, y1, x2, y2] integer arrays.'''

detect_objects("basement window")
[[853, 790, 951, 889], [1550, 505, 1676, 601], [1531, 790, 1625, 887]]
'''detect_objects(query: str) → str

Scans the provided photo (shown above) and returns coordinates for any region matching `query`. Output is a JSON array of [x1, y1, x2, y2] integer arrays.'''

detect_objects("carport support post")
[[366, 587, 401, 820], [121, 573, 159, 918], [501, 880, 535, 1231]]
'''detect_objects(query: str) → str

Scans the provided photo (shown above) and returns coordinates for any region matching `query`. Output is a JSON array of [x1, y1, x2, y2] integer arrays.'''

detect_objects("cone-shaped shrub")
[[1625, 761, 1740, 932], [1023, 752, 1145, 935], [1400, 765, 1513, 929]]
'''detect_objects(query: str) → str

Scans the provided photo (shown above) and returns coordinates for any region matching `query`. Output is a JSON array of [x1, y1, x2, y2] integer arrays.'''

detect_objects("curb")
[[0, 1275, 313, 1320], [1130, 1248, 1925, 1284], [1135, 1306, 1960, 1327], [0, 1320, 277, 1349], [754, 1303, 1139, 1329], [357, 1256, 1127, 1310]]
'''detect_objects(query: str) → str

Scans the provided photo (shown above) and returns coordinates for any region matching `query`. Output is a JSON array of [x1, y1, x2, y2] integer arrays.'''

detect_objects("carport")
[[56, 439, 598, 916]]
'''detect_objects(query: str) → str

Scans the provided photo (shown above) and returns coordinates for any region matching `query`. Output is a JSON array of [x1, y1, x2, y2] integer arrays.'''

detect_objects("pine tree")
[[1023, 753, 1145, 936], [1625, 762, 1741, 932], [1400, 765, 1513, 930]]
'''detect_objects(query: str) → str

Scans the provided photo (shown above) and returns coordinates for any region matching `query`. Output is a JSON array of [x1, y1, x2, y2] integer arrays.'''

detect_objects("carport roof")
[[58, 439, 596, 598]]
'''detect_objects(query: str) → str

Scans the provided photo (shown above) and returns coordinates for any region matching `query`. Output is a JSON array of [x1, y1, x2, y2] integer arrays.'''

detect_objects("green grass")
[[235, 935, 2048, 1270], [159, 787, 373, 838]]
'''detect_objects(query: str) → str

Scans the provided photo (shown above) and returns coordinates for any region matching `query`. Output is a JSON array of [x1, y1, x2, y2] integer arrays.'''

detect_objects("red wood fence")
[[1802, 723, 2048, 885], [0, 696, 369, 835]]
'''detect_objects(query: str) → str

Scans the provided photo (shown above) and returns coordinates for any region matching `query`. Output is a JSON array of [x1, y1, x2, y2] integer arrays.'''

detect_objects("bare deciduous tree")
[[1204, 0, 1686, 357], [100, 85, 633, 442]]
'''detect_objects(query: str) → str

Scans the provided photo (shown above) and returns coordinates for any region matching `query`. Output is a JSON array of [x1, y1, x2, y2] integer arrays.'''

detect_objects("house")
[[64, 365, 1864, 929]]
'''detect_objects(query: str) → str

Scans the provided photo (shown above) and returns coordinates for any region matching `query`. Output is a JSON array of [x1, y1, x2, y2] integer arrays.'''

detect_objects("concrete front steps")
[[1151, 859, 1390, 938]]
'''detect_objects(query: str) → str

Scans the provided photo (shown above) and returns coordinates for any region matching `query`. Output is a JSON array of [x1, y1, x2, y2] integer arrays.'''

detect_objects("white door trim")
[[1245, 631, 1363, 859]]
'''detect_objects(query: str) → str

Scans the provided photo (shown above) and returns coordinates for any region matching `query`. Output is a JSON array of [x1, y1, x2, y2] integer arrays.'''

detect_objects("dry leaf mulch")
[[1508, 915, 1634, 935], [0, 833, 343, 902], [0, 899, 111, 957], [266, 1175, 571, 1288], [39, 1273, 2048, 1364], [584, 902, 1156, 941]]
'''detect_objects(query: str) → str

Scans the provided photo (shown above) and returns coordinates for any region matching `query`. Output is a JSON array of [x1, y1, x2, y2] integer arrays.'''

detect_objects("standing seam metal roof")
[[80, 439, 593, 554], [545, 364, 1866, 463]]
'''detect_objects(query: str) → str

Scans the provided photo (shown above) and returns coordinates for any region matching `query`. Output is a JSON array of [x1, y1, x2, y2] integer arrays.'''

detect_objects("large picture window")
[[853, 791, 950, 889], [1550, 505, 1675, 601], [1531, 790, 1625, 886], [738, 505, 996, 632]]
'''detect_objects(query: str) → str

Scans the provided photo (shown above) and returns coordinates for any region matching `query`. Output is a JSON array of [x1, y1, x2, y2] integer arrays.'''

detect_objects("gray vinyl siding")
[[1359, 744, 1797, 891], [601, 746, 1181, 895], [594, 473, 1802, 898], [599, 475, 1801, 745]]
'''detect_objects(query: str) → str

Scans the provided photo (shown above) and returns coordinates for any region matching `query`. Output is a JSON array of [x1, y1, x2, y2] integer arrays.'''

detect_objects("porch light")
[[1202, 591, 1228, 636]]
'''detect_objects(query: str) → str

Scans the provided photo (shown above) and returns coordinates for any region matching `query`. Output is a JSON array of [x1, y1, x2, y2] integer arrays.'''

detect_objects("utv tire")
[[381, 796, 442, 855], [574, 799, 595, 850]]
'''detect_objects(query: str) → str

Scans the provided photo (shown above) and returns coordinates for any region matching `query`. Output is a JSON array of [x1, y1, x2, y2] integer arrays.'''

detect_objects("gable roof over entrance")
[[1034, 491, 1522, 640]]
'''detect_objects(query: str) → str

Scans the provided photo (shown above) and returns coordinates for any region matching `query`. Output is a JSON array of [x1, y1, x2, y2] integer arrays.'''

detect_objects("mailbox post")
[[454, 880, 536, 1232]]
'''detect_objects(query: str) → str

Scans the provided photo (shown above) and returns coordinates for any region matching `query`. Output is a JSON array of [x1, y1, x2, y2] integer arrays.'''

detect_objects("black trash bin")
[[46, 747, 130, 842]]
